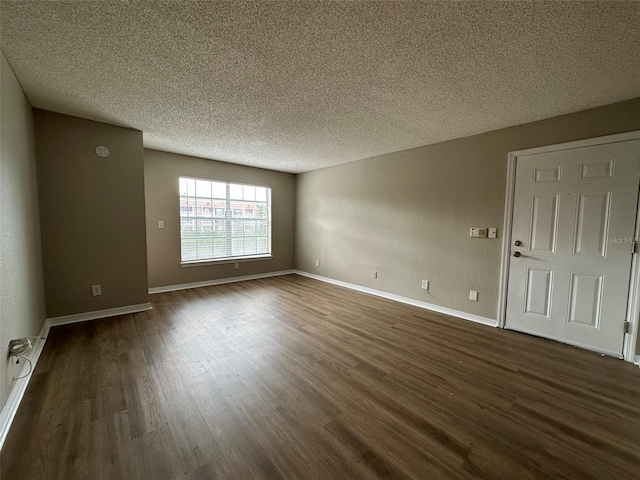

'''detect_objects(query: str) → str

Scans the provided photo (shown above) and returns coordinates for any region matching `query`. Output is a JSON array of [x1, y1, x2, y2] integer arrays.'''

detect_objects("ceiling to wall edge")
[[24, 97, 640, 176]]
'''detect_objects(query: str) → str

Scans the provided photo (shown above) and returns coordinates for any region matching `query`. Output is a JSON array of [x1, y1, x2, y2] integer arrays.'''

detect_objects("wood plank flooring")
[[3, 274, 640, 479]]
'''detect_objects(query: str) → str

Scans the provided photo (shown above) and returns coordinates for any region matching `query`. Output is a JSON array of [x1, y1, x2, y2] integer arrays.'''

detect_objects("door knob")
[[513, 251, 522, 257], [513, 240, 522, 246]]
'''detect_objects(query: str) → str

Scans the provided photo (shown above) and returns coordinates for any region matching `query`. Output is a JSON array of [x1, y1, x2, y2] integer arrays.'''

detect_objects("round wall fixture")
[[95, 145, 110, 157]]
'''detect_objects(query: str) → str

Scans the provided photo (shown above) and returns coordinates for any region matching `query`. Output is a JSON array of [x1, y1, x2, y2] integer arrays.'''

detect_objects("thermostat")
[[470, 227, 488, 238]]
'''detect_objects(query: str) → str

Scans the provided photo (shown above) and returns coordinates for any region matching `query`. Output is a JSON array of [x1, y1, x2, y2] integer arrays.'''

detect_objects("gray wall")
[[296, 98, 640, 324], [144, 149, 295, 289], [34, 110, 148, 317], [0, 52, 46, 407]]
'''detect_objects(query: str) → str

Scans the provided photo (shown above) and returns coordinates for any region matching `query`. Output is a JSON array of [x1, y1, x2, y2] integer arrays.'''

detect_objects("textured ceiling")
[[1, 1, 639, 173]]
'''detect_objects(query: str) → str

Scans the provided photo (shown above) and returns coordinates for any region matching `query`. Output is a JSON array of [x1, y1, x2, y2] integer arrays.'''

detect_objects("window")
[[179, 177, 271, 263]]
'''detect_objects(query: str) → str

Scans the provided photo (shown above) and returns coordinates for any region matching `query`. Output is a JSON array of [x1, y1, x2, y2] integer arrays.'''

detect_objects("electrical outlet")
[[421, 280, 429, 290], [91, 284, 102, 296], [488, 227, 497, 239], [372, 271, 378, 278], [315, 259, 320, 267], [234, 262, 239, 270], [469, 290, 478, 301], [158, 220, 165, 229]]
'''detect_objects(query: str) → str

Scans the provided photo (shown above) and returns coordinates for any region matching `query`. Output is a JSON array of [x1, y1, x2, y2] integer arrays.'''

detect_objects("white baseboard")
[[47, 302, 152, 327], [0, 320, 50, 452], [1, 301, 154, 451], [294, 270, 498, 328], [148, 269, 295, 294]]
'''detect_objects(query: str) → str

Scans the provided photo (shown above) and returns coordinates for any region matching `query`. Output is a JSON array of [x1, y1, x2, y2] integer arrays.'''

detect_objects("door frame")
[[497, 130, 640, 363]]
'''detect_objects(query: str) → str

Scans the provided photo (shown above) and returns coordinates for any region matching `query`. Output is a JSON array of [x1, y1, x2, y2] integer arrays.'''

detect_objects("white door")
[[506, 140, 640, 356]]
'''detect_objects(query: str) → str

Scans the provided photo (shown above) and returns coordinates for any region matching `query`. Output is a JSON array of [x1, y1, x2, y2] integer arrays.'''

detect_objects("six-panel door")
[[506, 140, 640, 356]]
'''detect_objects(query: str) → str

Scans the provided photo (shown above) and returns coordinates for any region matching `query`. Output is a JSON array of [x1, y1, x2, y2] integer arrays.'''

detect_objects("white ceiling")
[[1, 1, 639, 173]]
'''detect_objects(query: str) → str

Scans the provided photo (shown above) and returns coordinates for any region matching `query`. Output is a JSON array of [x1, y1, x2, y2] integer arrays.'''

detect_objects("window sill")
[[181, 255, 273, 268]]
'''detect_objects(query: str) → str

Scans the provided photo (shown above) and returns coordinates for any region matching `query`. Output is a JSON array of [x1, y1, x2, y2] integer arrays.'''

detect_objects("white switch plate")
[[469, 290, 478, 301], [92, 284, 102, 296], [158, 220, 165, 229], [488, 227, 497, 239], [421, 280, 429, 290], [315, 259, 320, 267]]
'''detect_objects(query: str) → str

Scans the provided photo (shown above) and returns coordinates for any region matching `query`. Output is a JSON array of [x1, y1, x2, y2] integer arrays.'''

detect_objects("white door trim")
[[624, 184, 640, 363], [497, 130, 640, 363]]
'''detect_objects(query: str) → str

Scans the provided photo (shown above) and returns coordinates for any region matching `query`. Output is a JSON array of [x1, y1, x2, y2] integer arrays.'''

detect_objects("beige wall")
[[144, 149, 295, 289], [296, 98, 640, 326], [34, 110, 148, 317], [0, 52, 46, 407]]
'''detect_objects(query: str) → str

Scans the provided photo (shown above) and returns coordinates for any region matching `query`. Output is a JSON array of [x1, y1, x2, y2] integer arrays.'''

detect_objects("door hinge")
[[623, 321, 631, 334], [633, 240, 638, 254]]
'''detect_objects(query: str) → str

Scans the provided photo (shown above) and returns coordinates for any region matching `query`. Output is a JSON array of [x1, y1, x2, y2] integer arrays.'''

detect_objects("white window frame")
[[179, 176, 272, 266]]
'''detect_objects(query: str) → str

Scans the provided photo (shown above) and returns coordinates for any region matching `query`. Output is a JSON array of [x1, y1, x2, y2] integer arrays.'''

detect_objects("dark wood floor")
[[3, 274, 640, 479]]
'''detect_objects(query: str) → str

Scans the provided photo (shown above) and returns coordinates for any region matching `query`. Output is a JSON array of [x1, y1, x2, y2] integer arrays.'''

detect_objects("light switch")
[[488, 228, 497, 239], [158, 220, 165, 229], [469, 290, 478, 301]]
